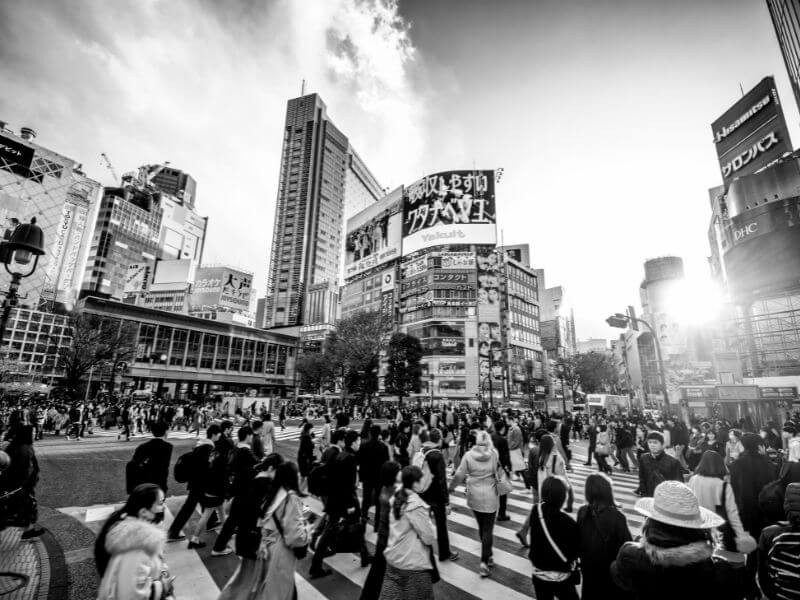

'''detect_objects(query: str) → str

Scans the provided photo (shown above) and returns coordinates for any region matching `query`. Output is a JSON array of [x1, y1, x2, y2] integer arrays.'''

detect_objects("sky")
[[0, 0, 796, 339]]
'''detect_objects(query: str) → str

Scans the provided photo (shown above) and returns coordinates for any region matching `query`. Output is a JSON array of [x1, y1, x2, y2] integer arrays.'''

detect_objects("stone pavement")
[[0, 523, 65, 600]]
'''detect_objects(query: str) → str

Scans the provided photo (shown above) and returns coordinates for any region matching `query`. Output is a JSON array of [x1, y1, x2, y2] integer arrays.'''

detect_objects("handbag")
[[330, 508, 364, 554], [536, 503, 581, 586], [495, 458, 513, 496]]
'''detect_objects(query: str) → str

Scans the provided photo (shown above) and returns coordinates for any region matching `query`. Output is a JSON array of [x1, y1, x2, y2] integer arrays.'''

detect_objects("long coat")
[[729, 452, 778, 537], [97, 517, 167, 600], [449, 445, 499, 513], [577, 504, 632, 600]]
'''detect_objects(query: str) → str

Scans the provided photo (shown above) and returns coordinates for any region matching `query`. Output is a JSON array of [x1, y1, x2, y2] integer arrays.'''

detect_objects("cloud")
[[0, 0, 430, 294]]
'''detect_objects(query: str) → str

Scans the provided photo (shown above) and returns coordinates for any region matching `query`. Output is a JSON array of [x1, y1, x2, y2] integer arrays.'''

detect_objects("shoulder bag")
[[495, 455, 513, 496], [537, 503, 580, 586]]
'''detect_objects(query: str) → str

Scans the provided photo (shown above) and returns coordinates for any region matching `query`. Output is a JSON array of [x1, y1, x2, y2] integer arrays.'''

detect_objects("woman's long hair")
[[694, 450, 726, 479], [274, 461, 305, 497], [538, 434, 555, 470], [392, 465, 423, 520], [585, 472, 615, 509], [94, 483, 161, 576]]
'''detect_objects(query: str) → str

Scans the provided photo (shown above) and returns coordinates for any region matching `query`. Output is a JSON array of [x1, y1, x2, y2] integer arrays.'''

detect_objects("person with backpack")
[[577, 473, 632, 600], [211, 425, 258, 557], [538, 434, 573, 512], [187, 424, 229, 550], [419, 428, 459, 562], [758, 482, 800, 600], [126, 420, 172, 494], [167, 424, 220, 542], [636, 432, 682, 498], [730, 432, 780, 600], [529, 476, 580, 600], [516, 428, 546, 548], [380, 465, 437, 600], [448, 430, 501, 577]]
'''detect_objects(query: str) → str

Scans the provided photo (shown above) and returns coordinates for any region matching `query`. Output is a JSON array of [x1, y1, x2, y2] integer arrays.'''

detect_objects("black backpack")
[[173, 450, 195, 484], [125, 454, 151, 494], [307, 461, 330, 497]]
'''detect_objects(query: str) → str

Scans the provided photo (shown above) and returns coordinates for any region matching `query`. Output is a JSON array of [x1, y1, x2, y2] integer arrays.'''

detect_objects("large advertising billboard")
[[189, 266, 252, 312], [711, 77, 792, 185], [402, 170, 496, 255], [0, 133, 35, 179], [345, 210, 402, 278]]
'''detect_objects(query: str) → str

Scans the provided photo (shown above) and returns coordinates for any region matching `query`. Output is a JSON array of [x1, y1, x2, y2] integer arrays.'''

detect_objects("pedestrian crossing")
[[85, 425, 324, 443], [61, 444, 645, 600]]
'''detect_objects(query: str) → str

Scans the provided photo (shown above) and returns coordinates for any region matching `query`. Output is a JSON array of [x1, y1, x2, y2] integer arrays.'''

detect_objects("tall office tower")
[[146, 165, 197, 209], [81, 165, 206, 301], [766, 0, 800, 110], [264, 94, 382, 329], [0, 123, 101, 308]]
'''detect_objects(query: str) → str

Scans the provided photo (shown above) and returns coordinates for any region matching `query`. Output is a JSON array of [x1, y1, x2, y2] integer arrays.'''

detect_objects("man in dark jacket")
[[128, 420, 173, 493], [420, 428, 459, 562], [310, 429, 370, 578], [730, 432, 779, 600], [585, 419, 598, 466], [357, 424, 389, 525], [250, 419, 265, 460], [637, 432, 682, 497], [667, 417, 690, 470], [615, 425, 635, 473], [491, 421, 512, 521], [211, 426, 257, 556]]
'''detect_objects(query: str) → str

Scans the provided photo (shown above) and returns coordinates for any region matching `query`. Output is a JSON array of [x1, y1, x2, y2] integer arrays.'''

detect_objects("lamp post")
[[606, 312, 669, 411], [429, 373, 435, 410], [0, 218, 46, 345]]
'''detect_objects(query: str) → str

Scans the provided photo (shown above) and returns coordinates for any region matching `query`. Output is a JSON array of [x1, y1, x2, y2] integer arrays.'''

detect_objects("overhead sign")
[[0, 133, 35, 179], [716, 385, 760, 401], [711, 77, 791, 185], [402, 170, 496, 254], [760, 386, 798, 399]]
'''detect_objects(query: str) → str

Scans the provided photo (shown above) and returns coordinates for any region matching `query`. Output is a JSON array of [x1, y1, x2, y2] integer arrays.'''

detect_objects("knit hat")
[[741, 432, 763, 453], [635, 480, 724, 529], [785, 482, 800, 515], [646, 431, 664, 444]]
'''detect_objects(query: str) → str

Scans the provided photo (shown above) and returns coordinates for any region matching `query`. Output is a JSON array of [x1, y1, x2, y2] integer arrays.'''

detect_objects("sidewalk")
[[0, 518, 66, 600]]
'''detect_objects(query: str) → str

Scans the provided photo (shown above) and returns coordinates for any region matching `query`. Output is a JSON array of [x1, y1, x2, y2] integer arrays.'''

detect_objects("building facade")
[[0, 123, 101, 308], [767, 0, 800, 113], [264, 94, 382, 330]]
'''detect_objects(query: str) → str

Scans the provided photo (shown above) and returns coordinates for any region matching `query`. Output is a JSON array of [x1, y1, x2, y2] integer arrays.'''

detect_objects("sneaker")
[[167, 533, 186, 542], [496, 515, 511, 522], [440, 551, 460, 562], [487, 557, 495, 568], [309, 567, 332, 579], [479, 562, 490, 577], [211, 547, 233, 557], [516, 530, 529, 548], [187, 540, 206, 549]]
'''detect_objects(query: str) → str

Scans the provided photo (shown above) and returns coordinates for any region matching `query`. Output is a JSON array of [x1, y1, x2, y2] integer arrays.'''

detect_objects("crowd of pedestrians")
[[3, 398, 800, 599]]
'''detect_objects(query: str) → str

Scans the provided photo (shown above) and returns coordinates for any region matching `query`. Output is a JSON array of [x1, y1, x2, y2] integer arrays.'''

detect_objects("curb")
[[37, 528, 68, 600]]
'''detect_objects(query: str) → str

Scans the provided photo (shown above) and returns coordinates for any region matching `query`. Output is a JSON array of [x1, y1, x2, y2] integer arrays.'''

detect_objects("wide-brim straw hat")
[[634, 480, 725, 529]]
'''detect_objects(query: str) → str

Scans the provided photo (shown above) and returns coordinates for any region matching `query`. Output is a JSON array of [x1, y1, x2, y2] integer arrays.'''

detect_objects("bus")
[[586, 394, 630, 414]]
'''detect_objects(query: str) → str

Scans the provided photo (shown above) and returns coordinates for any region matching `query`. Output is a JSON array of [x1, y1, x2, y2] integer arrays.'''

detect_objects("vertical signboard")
[[402, 170, 496, 254], [476, 247, 502, 383], [711, 77, 792, 185], [44, 202, 75, 295], [56, 204, 88, 300]]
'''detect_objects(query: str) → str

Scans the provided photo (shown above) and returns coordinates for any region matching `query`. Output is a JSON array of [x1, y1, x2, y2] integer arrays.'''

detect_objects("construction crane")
[[100, 153, 119, 184]]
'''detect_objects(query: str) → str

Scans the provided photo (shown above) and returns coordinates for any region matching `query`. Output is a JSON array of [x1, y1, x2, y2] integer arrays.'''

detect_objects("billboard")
[[345, 191, 403, 279], [402, 170, 496, 254], [711, 77, 792, 185], [125, 263, 152, 293], [189, 266, 252, 312]]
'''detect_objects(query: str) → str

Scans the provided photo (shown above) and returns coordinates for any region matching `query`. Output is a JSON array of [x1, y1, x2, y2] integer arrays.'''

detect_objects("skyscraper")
[[766, 0, 800, 110], [264, 94, 382, 329]]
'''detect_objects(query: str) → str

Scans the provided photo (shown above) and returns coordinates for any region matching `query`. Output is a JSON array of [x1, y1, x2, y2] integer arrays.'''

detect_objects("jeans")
[[361, 480, 378, 524], [617, 446, 637, 471], [531, 576, 579, 600], [595, 452, 612, 474], [168, 490, 203, 537], [429, 502, 452, 559], [213, 495, 244, 551], [473, 510, 495, 563]]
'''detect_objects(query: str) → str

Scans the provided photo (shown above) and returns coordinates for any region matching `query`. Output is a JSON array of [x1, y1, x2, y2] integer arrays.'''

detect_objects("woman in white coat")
[[448, 430, 500, 577], [687, 450, 755, 560], [95, 483, 174, 600]]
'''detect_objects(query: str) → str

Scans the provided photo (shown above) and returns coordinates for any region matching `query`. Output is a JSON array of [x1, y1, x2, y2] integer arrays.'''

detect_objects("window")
[[229, 338, 243, 371], [201, 334, 217, 369], [170, 329, 187, 366], [185, 331, 202, 368], [216, 336, 230, 370]]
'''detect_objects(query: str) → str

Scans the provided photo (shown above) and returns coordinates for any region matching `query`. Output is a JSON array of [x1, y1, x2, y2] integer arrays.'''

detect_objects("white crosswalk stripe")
[[62, 442, 647, 599], [83, 425, 324, 443]]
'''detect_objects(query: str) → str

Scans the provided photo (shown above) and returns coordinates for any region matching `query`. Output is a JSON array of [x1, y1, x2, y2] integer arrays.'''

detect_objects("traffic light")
[[606, 315, 629, 329]]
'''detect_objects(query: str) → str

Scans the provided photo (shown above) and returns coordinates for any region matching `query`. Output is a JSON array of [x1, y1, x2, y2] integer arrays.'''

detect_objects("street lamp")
[[606, 312, 669, 411], [0, 218, 46, 344], [429, 373, 435, 410]]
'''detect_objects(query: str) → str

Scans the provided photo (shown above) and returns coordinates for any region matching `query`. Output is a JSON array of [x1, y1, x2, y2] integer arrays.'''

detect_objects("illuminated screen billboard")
[[711, 77, 791, 185], [345, 210, 402, 278], [402, 170, 496, 254]]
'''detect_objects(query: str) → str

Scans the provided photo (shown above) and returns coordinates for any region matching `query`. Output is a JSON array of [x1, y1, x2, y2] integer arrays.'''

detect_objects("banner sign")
[[711, 77, 792, 184], [433, 272, 469, 283], [403, 170, 496, 254], [439, 251, 476, 270], [402, 256, 428, 279], [56, 204, 88, 299], [0, 133, 35, 179], [125, 263, 152, 293]]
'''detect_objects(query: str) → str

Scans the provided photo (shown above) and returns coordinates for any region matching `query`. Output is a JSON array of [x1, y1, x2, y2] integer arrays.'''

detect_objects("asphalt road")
[[34, 428, 302, 509]]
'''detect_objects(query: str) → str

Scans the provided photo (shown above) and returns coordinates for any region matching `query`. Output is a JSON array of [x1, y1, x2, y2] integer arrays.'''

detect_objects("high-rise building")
[[264, 94, 382, 330], [766, 0, 800, 111], [146, 165, 197, 209], [81, 165, 206, 301], [0, 123, 101, 308]]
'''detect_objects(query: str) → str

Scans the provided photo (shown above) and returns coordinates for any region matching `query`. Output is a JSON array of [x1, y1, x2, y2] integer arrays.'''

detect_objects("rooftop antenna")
[[301, 79, 306, 96], [739, 82, 745, 96]]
